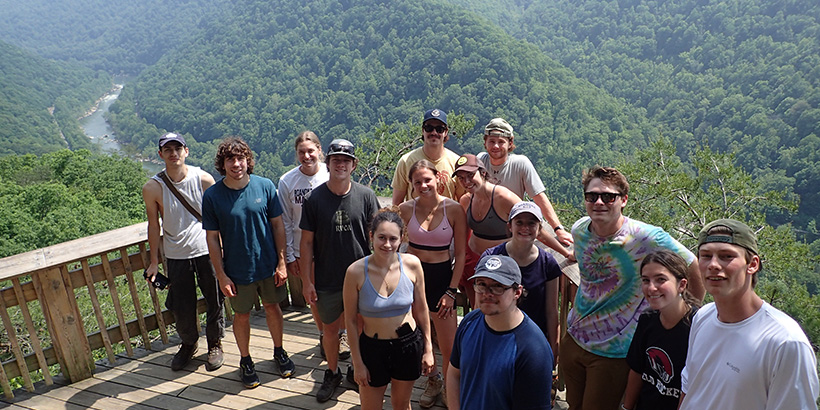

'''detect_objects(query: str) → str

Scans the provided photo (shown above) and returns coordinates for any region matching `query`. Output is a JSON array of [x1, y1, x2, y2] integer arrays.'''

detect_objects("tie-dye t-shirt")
[[567, 216, 695, 358]]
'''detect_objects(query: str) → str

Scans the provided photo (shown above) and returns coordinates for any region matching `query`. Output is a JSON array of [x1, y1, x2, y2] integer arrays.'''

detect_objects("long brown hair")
[[640, 250, 701, 311]]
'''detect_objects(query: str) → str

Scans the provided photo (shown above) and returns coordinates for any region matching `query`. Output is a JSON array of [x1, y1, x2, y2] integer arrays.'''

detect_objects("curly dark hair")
[[214, 136, 255, 176]]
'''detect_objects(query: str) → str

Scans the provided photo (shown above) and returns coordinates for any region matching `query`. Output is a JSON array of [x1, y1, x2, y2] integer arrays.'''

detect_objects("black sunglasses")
[[584, 192, 622, 203], [423, 124, 447, 133], [328, 142, 355, 156]]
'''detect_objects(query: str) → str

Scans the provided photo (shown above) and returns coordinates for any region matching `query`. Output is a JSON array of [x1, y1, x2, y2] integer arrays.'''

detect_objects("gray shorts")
[[315, 290, 344, 324], [231, 275, 288, 314]]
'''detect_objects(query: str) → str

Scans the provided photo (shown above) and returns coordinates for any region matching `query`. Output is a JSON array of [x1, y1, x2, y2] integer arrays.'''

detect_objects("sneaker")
[[338, 332, 351, 360], [171, 343, 197, 371], [319, 333, 326, 359], [205, 342, 223, 371], [346, 365, 357, 391], [316, 368, 343, 403], [274, 349, 295, 378], [240, 360, 260, 389], [419, 373, 443, 408]]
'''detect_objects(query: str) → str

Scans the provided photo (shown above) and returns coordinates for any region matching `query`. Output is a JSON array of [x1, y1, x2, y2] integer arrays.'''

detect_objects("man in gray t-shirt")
[[477, 118, 573, 245]]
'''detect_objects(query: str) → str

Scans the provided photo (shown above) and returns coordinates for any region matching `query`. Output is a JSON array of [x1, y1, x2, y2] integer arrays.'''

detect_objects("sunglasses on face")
[[473, 282, 513, 295], [584, 192, 622, 203], [423, 124, 447, 133], [327, 143, 355, 156]]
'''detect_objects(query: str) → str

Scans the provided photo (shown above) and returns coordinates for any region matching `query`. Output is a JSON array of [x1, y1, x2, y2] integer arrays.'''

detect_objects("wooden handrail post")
[[35, 267, 94, 382]]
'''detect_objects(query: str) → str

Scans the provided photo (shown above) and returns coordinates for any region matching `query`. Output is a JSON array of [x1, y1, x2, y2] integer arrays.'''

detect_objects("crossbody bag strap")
[[157, 170, 202, 222]]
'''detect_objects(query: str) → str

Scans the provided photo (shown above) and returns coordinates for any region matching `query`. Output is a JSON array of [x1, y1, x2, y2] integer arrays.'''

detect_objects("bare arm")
[[446, 363, 461, 409], [435, 200, 467, 319], [200, 171, 215, 191], [686, 261, 705, 301], [270, 215, 288, 286], [206, 230, 235, 297], [141, 180, 163, 282], [343, 260, 368, 386], [533, 192, 573, 245], [299, 230, 317, 304], [391, 186, 408, 206], [622, 369, 643, 410]]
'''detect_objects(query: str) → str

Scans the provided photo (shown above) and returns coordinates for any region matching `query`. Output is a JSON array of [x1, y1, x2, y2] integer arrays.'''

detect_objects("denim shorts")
[[359, 327, 423, 387]]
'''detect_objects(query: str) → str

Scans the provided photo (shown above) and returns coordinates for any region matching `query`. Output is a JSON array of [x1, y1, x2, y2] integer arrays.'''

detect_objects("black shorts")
[[359, 327, 423, 387], [421, 260, 452, 312]]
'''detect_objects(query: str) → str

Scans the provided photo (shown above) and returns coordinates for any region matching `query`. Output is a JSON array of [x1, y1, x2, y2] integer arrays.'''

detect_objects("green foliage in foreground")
[[0, 150, 147, 257]]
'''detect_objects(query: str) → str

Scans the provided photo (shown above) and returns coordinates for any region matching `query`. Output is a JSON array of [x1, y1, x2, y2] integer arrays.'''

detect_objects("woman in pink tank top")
[[398, 159, 467, 408]]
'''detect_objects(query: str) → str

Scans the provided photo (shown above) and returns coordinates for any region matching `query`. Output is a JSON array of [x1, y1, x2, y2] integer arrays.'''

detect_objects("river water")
[[79, 83, 163, 174]]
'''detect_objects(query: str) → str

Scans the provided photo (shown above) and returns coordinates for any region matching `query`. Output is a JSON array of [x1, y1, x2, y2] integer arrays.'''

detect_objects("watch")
[[553, 225, 565, 232]]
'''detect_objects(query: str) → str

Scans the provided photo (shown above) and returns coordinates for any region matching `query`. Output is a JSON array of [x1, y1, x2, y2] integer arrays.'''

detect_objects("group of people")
[[142, 108, 819, 410]]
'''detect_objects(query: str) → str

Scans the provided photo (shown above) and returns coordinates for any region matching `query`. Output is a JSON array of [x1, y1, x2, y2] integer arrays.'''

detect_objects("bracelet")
[[446, 287, 458, 293], [554, 225, 565, 232], [444, 290, 457, 300], [620, 404, 630, 410]]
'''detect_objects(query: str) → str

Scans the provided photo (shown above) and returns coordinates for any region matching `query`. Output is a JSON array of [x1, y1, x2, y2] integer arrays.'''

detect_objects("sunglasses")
[[328, 142, 355, 156], [423, 124, 447, 133], [584, 192, 622, 203], [473, 282, 513, 295]]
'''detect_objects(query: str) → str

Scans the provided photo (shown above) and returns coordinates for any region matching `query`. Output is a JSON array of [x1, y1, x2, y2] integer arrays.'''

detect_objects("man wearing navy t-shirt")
[[447, 254, 553, 409]]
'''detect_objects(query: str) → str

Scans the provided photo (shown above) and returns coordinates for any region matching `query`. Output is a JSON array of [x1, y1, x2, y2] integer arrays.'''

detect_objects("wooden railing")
[[0, 222, 183, 399]]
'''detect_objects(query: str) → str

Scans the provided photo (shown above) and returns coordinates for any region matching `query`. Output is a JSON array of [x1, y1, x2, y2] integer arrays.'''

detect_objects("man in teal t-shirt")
[[202, 136, 295, 388]]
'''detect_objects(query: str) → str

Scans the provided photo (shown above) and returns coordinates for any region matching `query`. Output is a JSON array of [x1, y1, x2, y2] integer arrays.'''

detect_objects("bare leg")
[[262, 302, 284, 347]]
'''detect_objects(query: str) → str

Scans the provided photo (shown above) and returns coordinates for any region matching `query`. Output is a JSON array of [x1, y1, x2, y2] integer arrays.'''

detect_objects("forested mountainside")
[[108, 0, 653, 198], [0, 0, 232, 74], [0, 41, 111, 155], [451, 0, 820, 231]]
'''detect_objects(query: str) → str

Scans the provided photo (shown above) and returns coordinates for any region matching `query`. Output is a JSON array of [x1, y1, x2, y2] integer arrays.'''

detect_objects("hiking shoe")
[[338, 332, 351, 360], [274, 349, 295, 378], [319, 333, 326, 359], [205, 342, 224, 371], [316, 368, 343, 402], [419, 373, 443, 408], [240, 360, 260, 389], [171, 343, 197, 371]]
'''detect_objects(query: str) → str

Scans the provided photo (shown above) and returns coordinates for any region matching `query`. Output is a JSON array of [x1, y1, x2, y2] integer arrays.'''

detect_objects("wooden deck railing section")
[[0, 222, 185, 399], [0, 220, 579, 400]]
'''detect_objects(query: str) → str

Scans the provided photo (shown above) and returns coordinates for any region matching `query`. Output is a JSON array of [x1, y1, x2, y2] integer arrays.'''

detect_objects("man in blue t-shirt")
[[447, 254, 553, 410], [202, 137, 295, 389]]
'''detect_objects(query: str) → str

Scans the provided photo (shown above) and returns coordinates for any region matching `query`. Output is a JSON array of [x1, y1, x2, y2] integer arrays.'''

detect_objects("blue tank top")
[[358, 254, 414, 318]]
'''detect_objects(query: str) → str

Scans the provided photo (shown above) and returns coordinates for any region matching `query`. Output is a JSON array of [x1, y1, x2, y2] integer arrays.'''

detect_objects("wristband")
[[445, 290, 457, 300], [446, 287, 458, 293], [553, 225, 565, 232]]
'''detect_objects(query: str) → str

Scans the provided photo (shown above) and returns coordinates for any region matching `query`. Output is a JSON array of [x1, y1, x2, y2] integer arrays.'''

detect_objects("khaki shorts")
[[315, 290, 344, 324], [230, 275, 288, 314]]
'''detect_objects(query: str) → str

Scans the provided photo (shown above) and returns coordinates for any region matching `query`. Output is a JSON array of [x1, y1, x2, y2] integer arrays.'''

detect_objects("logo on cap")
[[457, 156, 467, 166], [485, 257, 503, 270], [431, 109, 440, 117]]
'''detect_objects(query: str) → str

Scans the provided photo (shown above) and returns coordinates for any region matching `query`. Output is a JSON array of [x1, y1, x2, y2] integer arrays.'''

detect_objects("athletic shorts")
[[231, 275, 288, 314], [316, 290, 344, 324], [360, 327, 423, 387], [421, 260, 452, 312]]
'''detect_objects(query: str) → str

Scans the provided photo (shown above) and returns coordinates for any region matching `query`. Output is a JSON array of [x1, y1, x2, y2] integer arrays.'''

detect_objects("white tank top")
[[151, 166, 209, 259]]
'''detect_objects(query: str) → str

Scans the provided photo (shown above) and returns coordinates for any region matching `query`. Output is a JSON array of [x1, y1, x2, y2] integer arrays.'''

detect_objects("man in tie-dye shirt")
[[560, 166, 704, 410]]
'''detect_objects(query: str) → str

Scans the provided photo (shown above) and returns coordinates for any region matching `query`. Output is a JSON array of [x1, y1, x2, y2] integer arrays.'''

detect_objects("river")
[[79, 83, 163, 174]]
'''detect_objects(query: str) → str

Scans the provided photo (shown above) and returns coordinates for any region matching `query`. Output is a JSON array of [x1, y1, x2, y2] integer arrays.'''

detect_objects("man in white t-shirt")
[[477, 118, 572, 245], [679, 219, 819, 409]]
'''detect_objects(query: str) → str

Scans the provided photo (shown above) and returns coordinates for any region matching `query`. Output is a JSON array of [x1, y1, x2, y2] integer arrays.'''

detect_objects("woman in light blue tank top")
[[343, 209, 435, 410]]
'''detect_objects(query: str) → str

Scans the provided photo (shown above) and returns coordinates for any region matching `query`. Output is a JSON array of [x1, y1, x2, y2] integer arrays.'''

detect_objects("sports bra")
[[467, 185, 511, 241], [358, 254, 414, 318], [408, 199, 453, 251]]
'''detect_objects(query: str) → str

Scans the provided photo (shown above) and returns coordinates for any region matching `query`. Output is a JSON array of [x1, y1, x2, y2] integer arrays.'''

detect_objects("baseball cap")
[[454, 154, 485, 174], [509, 201, 543, 222], [326, 138, 356, 159], [158, 132, 186, 148], [423, 108, 448, 126], [697, 219, 759, 255], [469, 255, 521, 286], [484, 118, 514, 138]]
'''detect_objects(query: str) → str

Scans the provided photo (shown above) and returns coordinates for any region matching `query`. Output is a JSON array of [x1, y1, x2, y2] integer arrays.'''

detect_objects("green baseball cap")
[[697, 219, 759, 255]]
